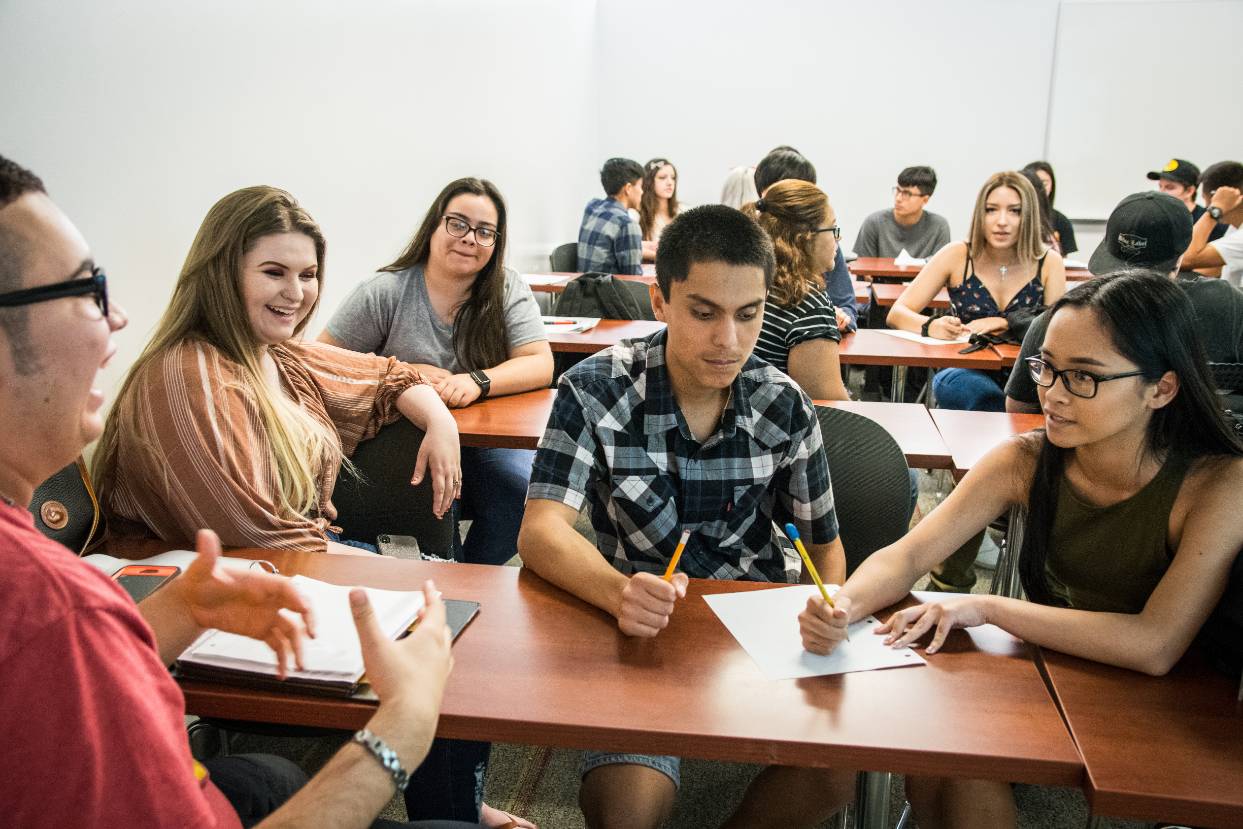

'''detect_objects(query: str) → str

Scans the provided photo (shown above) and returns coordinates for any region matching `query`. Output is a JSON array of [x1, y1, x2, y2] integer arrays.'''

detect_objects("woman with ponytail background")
[[799, 271, 1243, 828], [744, 180, 850, 401]]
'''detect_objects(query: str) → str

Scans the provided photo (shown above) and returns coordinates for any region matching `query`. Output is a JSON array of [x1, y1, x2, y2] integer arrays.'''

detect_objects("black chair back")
[[1209, 362, 1243, 394], [30, 458, 100, 554], [331, 419, 456, 556], [549, 242, 578, 272], [815, 406, 912, 574]]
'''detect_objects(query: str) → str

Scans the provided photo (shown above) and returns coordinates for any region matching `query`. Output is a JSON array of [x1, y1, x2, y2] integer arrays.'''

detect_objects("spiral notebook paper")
[[175, 575, 478, 696]]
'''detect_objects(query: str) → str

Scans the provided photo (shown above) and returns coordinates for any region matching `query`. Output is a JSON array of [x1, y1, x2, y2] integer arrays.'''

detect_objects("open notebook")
[[175, 575, 477, 696]]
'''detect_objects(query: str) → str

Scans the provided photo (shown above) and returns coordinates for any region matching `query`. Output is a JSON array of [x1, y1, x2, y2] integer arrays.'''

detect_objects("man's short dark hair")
[[897, 166, 937, 196], [655, 204, 775, 298], [1200, 161, 1243, 198], [0, 155, 49, 373], [601, 158, 643, 197], [754, 149, 816, 195]]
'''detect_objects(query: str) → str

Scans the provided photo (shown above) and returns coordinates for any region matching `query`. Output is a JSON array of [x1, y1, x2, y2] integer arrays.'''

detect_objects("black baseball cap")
[[1145, 158, 1200, 188], [1089, 192, 1193, 275]]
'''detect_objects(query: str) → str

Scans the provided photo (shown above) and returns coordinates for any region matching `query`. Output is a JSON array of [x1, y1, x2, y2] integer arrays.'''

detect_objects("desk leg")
[[890, 366, 908, 403], [853, 771, 891, 829], [991, 504, 1026, 599]]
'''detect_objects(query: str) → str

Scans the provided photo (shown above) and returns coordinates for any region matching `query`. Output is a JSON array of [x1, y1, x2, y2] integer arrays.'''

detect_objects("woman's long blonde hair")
[[967, 171, 1046, 263], [743, 179, 830, 308], [94, 186, 340, 519]]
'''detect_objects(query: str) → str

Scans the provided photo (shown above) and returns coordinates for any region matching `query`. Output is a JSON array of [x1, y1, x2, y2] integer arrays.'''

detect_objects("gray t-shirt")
[[325, 264, 546, 373], [852, 209, 952, 259]]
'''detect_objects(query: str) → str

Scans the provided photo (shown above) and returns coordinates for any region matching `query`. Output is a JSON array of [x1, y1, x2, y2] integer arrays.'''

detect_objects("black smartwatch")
[[921, 317, 934, 337], [469, 369, 491, 400], [1208, 205, 1224, 221]]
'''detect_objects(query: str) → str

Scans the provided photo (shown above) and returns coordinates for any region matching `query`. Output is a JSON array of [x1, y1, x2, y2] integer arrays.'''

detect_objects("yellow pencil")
[[781, 522, 834, 608], [662, 528, 692, 581]]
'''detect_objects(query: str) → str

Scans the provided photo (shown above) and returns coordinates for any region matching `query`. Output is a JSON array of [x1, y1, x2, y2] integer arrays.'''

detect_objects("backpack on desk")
[[553, 272, 655, 321]]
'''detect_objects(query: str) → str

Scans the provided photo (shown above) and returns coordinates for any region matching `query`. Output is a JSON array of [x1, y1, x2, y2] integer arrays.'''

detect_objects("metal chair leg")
[[853, 771, 892, 829], [991, 504, 1026, 599]]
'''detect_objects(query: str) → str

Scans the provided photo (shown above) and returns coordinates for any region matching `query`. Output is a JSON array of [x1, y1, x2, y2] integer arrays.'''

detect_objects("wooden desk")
[[864, 281, 950, 310], [525, 272, 656, 294], [837, 330, 1017, 371], [850, 257, 1091, 283], [928, 409, 1045, 479], [1041, 649, 1243, 828], [547, 319, 665, 353], [451, 389, 555, 450], [816, 400, 952, 470], [180, 553, 1080, 800]]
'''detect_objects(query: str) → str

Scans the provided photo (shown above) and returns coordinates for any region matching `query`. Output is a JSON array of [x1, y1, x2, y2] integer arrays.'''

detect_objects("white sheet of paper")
[[542, 315, 600, 333], [523, 273, 573, 286], [893, 248, 927, 267], [703, 584, 926, 680], [872, 328, 970, 346]]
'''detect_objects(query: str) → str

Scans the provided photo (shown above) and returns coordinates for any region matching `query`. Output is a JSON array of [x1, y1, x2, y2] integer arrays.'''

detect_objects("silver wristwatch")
[[352, 729, 410, 793], [1208, 205, 1224, 221]]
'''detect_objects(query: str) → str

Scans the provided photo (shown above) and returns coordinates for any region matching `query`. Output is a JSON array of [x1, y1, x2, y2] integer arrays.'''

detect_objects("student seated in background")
[[1146, 157, 1228, 244], [95, 186, 461, 556], [719, 164, 758, 209], [743, 179, 850, 400], [638, 157, 679, 262], [1007, 191, 1243, 413], [1020, 168, 1062, 253], [518, 205, 855, 829], [1022, 161, 1078, 256], [753, 147, 859, 332], [1179, 160, 1243, 289], [0, 154, 463, 829], [887, 171, 1066, 411], [577, 157, 644, 275], [321, 177, 551, 567], [803, 270, 1243, 829], [852, 165, 951, 260]]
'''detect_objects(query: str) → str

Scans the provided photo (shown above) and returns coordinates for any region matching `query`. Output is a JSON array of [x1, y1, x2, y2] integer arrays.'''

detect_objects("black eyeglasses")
[[813, 225, 842, 241], [443, 216, 498, 247], [892, 187, 925, 199], [0, 265, 108, 318], [1025, 356, 1145, 399]]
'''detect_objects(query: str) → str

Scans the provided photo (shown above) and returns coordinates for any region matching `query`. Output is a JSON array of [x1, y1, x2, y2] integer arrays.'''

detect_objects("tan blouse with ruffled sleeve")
[[101, 339, 422, 552]]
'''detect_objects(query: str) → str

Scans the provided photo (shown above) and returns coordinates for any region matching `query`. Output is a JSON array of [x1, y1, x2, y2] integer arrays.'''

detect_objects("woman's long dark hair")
[[639, 158, 679, 241], [1023, 161, 1057, 206], [381, 177, 509, 371], [1020, 169, 1057, 247], [1019, 271, 1243, 604]]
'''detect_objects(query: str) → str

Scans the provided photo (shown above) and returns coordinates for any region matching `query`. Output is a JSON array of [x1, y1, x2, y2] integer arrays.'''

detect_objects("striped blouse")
[[100, 338, 422, 552], [753, 288, 842, 374]]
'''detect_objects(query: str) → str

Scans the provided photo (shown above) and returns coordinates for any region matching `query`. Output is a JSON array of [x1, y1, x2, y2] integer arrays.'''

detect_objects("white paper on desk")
[[704, 584, 926, 680], [523, 273, 573, 286], [542, 315, 600, 333], [82, 549, 260, 577], [178, 575, 424, 681], [893, 248, 927, 267], [872, 328, 970, 346]]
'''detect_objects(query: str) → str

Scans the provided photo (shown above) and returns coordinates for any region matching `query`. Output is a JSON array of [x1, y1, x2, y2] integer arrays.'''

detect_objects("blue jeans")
[[456, 447, 535, 566], [932, 368, 1006, 412]]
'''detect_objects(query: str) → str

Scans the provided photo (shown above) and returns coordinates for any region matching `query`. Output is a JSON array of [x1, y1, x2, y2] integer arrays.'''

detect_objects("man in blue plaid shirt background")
[[575, 157, 645, 275], [520, 204, 854, 829]]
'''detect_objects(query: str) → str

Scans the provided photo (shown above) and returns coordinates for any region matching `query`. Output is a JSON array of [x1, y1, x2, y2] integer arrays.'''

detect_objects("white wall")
[[1, 0, 1239, 406]]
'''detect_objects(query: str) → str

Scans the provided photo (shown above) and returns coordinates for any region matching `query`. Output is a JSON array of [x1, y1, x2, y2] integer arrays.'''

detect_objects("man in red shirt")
[[0, 156, 463, 828]]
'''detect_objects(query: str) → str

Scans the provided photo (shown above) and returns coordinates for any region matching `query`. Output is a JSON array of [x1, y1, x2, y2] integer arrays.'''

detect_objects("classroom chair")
[[548, 242, 577, 272], [30, 457, 100, 554], [814, 405, 912, 574]]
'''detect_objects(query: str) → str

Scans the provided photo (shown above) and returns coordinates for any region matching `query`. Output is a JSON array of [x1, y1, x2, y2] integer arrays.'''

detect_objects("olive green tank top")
[[1045, 453, 1193, 614]]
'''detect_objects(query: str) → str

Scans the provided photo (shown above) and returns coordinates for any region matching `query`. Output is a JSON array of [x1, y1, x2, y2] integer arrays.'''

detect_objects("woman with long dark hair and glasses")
[[800, 270, 1243, 827], [322, 178, 551, 569]]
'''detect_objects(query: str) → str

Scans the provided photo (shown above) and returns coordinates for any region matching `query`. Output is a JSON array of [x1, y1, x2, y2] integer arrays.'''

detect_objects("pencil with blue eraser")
[[780, 522, 834, 608], [662, 528, 691, 581]]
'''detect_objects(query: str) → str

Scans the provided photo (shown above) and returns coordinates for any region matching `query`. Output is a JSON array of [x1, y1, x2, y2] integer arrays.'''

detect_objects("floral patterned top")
[[947, 245, 1048, 323]]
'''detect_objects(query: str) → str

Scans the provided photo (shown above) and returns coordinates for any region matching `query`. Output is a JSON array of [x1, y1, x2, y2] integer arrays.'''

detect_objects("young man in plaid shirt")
[[520, 204, 854, 829], [576, 157, 645, 275]]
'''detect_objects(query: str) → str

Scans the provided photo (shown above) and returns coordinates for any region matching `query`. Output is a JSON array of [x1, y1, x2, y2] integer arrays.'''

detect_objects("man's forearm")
[[137, 581, 203, 665], [518, 507, 630, 617]]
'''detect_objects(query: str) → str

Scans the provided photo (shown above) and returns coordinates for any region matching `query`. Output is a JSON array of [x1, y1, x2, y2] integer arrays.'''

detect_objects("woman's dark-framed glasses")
[[813, 225, 842, 241], [443, 216, 498, 247], [0, 265, 108, 318], [1025, 356, 1145, 399]]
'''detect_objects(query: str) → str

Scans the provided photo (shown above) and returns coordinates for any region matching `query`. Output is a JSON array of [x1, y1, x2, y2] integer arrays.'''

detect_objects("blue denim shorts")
[[579, 751, 681, 789]]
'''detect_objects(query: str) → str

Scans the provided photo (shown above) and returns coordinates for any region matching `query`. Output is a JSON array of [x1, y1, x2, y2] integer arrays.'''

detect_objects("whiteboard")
[[1046, 0, 1243, 220]]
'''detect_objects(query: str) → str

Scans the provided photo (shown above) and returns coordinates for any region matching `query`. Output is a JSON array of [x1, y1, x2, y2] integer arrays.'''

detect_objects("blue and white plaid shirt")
[[528, 330, 838, 583], [576, 197, 644, 275]]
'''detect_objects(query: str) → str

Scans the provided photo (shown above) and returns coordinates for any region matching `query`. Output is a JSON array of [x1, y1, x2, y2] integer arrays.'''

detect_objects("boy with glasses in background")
[[852, 165, 951, 260]]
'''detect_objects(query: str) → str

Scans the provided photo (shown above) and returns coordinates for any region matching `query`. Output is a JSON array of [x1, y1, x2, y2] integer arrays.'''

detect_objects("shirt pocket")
[[607, 474, 678, 543], [703, 483, 770, 550]]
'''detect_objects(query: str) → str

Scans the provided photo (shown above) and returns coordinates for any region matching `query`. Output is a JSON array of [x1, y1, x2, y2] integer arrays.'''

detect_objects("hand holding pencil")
[[777, 522, 853, 655], [616, 530, 691, 639]]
